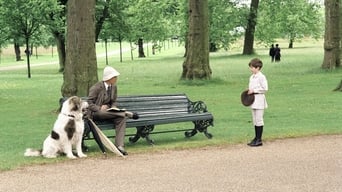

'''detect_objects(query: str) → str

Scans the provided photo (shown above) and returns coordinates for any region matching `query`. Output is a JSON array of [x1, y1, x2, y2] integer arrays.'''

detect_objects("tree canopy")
[[0, 0, 60, 77], [256, 0, 323, 48], [0, 0, 326, 83]]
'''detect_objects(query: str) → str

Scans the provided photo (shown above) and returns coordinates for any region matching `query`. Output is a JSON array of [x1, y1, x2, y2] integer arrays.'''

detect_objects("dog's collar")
[[62, 113, 75, 118]]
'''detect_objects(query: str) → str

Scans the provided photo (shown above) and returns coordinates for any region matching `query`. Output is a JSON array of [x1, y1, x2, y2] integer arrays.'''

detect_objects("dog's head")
[[61, 96, 88, 115]]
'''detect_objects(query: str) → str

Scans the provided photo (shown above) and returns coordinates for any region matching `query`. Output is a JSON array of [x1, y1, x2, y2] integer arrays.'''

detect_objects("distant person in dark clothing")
[[269, 44, 275, 62], [274, 44, 281, 62]]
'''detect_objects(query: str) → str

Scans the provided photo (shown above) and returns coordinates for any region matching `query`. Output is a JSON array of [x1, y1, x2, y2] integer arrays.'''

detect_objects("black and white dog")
[[25, 96, 88, 159]]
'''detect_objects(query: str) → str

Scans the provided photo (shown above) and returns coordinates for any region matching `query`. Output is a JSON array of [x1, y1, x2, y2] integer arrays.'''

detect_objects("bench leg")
[[81, 120, 92, 152], [129, 125, 155, 145], [185, 129, 198, 137], [185, 119, 213, 139], [84, 119, 107, 154], [202, 129, 213, 139]]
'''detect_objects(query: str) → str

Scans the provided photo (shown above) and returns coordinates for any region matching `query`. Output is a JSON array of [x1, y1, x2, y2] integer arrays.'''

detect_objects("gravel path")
[[0, 135, 341, 192]]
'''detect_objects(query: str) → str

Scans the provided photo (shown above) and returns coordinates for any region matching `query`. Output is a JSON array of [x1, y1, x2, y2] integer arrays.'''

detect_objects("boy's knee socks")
[[255, 126, 263, 140]]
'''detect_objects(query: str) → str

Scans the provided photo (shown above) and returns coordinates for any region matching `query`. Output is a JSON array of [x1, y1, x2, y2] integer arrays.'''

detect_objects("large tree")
[[256, 0, 323, 48], [95, 0, 111, 42], [181, 0, 211, 80], [242, 0, 259, 55], [0, 0, 55, 78], [322, 0, 340, 69], [125, 0, 168, 58], [208, 0, 247, 52], [61, 0, 98, 97], [48, 0, 67, 72], [99, 0, 130, 63], [333, 0, 342, 91]]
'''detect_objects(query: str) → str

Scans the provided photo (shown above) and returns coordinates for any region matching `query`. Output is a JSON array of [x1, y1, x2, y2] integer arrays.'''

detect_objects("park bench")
[[60, 93, 214, 145]]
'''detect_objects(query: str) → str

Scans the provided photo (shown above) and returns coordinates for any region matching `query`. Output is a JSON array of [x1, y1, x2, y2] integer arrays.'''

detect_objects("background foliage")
[[0, 0, 323, 54]]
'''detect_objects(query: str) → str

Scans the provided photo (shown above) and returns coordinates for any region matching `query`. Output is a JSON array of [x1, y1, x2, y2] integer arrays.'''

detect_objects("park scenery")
[[0, 1, 341, 191], [0, 38, 341, 171]]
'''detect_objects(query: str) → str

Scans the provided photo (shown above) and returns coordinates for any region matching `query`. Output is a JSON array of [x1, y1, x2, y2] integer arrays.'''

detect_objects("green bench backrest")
[[116, 93, 190, 116]]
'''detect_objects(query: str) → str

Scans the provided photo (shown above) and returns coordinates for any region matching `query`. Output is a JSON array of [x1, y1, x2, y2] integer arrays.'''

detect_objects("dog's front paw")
[[78, 153, 87, 158], [66, 154, 77, 159], [44, 154, 57, 158]]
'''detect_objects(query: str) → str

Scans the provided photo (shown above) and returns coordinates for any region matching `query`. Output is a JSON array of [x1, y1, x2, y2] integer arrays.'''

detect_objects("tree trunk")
[[181, 0, 211, 80], [14, 43, 21, 61], [95, 0, 110, 42], [333, 79, 342, 91], [183, 39, 188, 57], [339, 0, 342, 68], [334, 1, 342, 91], [242, 0, 259, 55], [104, 38, 108, 65], [209, 42, 218, 52], [130, 41, 134, 61], [322, 0, 340, 69], [53, 32, 66, 72], [289, 39, 294, 48], [138, 38, 146, 58], [25, 37, 31, 78], [118, 34, 123, 62], [49, 0, 67, 73], [61, 0, 98, 97]]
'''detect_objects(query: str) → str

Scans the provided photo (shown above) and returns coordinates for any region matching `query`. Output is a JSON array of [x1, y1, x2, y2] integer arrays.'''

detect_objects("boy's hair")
[[248, 58, 263, 69]]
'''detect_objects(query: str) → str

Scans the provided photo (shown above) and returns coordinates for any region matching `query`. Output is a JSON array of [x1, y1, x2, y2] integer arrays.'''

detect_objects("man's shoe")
[[117, 146, 128, 156], [249, 139, 263, 147], [125, 112, 139, 120], [132, 112, 139, 120]]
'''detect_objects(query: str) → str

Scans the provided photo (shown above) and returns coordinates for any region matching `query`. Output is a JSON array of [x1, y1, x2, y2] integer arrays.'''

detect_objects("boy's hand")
[[248, 89, 254, 94]]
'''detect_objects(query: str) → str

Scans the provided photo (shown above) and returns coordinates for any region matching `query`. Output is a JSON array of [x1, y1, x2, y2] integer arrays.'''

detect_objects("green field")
[[0, 39, 341, 171]]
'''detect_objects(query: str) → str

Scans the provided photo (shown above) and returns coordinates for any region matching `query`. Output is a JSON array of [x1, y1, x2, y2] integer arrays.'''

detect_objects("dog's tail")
[[24, 148, 42, 157]]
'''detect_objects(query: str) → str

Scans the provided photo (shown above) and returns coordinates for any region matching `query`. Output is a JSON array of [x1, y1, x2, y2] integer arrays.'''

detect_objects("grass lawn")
[[0, 39, 341, 171]]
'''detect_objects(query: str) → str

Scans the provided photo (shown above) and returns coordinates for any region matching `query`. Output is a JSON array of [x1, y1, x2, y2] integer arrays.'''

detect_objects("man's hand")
[[100, 105, 109, 111]]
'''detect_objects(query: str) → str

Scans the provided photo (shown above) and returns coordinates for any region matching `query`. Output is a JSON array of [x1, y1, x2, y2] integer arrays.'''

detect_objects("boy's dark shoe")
[[247, 138, 257, 146], [249, 139, 263, 147]]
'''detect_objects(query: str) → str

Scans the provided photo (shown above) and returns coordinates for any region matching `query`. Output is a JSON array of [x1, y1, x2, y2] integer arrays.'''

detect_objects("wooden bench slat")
[[94, 113, 212, 126], [127, 113, 213, 127], [119, 104, 190, 112]]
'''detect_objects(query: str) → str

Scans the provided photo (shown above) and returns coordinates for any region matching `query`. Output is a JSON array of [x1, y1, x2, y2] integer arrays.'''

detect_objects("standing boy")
[[247, 58, 268, 147]]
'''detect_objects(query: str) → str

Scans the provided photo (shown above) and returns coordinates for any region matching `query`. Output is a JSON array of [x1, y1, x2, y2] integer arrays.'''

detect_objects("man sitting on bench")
[[87, 66, 139, 156]]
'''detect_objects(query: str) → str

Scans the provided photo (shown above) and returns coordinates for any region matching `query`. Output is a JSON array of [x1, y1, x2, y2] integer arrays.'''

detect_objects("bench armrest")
[[189, 100, 208, 113]]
